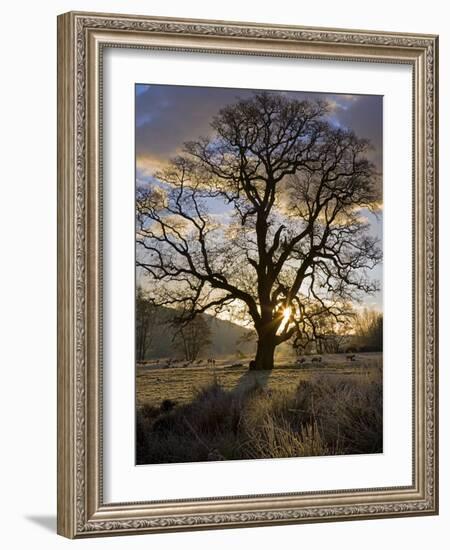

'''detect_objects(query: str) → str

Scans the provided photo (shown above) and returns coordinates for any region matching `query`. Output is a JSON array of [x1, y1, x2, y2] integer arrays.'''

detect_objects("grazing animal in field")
[[346, 354, 356, 362], [311, 356, 322, 363], [297, 357, 306, 365]]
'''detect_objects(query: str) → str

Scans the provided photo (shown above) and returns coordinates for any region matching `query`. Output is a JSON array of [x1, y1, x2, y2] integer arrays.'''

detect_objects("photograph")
[[135, 84, 384, 465]]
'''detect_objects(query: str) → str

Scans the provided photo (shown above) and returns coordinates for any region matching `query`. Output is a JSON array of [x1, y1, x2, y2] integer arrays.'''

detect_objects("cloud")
[[136, 154, 168, 180], [136, 85, 382, 175], [328, 94, 383, 171], [135, 85, 256, 162]]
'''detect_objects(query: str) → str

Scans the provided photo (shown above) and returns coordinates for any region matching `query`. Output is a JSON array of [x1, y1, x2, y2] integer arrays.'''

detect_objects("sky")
[[135, 83, 383, 311]]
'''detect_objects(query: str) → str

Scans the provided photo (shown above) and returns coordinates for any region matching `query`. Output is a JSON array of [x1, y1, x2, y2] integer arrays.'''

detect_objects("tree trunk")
[[251, 335, 276, 370]]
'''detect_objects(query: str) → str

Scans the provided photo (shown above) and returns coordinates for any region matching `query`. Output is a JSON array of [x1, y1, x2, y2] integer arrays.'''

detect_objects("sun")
[[277, 306, 292, 335], [282, 306, 292, 323]]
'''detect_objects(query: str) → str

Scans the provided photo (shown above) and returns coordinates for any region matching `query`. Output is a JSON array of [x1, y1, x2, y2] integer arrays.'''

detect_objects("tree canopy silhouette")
[[136, 92, 381, 370]]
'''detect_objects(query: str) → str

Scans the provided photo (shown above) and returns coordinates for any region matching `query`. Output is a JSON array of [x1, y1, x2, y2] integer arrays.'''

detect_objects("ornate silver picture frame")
[[57, 11, 438, 538]]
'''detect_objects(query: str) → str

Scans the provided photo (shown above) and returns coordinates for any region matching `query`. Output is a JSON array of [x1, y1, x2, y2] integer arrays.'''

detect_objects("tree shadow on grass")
[[233, 368, 271, 395]]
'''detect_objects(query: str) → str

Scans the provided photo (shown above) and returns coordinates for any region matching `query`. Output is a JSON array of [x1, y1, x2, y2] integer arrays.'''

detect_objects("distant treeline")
[[352, 309, 383, 352]]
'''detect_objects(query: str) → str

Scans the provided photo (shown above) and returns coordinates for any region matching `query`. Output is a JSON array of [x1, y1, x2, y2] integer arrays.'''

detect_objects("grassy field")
[[136, 353, 382, 407], [136, 353, 382, 465]]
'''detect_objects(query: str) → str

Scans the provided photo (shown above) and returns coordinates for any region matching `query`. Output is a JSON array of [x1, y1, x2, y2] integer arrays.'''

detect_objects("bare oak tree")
[[136, 92, 381, 370]]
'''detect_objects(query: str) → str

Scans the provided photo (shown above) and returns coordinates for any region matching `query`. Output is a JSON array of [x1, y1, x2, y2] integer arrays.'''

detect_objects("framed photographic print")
[[57, 11, 439, 538]]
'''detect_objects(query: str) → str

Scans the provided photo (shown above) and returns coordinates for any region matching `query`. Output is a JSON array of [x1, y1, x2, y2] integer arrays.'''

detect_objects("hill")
[[144, 307, 256, 360]]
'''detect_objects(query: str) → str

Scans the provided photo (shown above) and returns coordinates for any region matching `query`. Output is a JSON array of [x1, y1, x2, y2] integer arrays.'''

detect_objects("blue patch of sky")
[[136, 84, 151, 96]]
